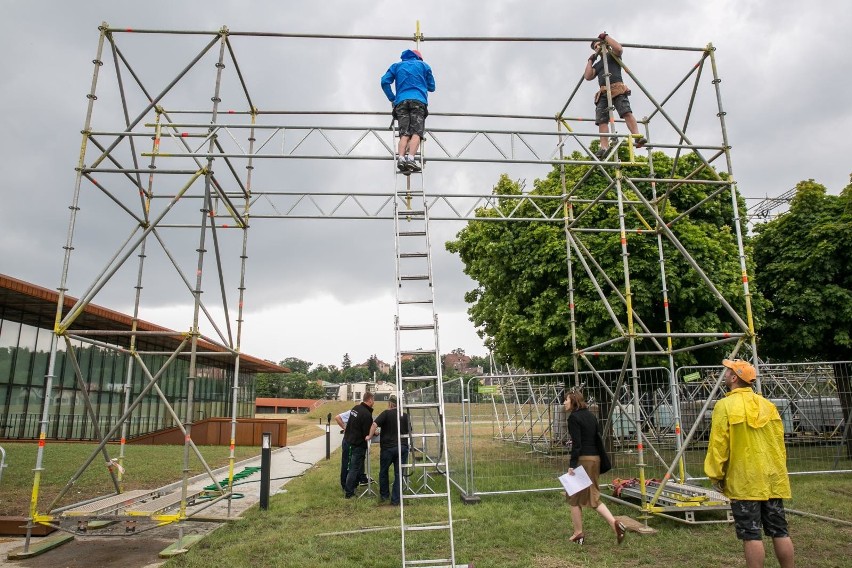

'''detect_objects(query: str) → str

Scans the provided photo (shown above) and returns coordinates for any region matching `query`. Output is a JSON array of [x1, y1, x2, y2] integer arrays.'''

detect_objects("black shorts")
[[730, 498, 789, 541], [394, 100, 427, 137], [595, 94, 632, 125]]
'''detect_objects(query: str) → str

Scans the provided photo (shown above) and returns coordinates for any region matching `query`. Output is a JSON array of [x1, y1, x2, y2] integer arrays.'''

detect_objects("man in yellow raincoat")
[[705, 358, 795, 568]]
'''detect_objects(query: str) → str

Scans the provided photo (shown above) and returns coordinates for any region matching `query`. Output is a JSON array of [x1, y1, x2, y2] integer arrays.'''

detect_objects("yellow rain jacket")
[[704, 387, 791, 500]]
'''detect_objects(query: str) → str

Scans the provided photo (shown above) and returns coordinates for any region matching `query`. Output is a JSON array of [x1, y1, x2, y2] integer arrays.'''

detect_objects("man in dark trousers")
[[584, 32, 646, 159], [335, 408, 368, 490], [369, 395, 410, 506], [343, 391, 375, 498]]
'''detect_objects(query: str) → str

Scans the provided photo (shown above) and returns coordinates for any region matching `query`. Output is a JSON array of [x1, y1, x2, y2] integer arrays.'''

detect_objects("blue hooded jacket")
[[381, 49, 436, 106]]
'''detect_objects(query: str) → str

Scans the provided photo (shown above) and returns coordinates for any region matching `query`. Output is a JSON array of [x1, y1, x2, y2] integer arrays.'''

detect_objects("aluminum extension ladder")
[[392, 128, 461, 568]]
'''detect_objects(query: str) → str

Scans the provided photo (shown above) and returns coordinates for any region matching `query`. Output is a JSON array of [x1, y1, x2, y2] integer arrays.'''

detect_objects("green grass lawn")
[[162, 448, 852, 568], [0, 442, 259, 516]]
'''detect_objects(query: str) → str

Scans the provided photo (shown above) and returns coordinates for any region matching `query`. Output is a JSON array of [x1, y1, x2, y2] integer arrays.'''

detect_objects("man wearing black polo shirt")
[[343, 391, 375, 499]]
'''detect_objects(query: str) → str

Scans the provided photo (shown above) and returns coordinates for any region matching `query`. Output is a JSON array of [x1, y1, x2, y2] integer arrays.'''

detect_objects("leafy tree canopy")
[[446, 150, 763, 372], [753, 178, 852, 361], [280, 357, 312, 374]]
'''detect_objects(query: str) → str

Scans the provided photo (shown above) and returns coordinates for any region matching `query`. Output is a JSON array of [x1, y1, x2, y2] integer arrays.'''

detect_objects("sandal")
[[569, 532, 585, 546]]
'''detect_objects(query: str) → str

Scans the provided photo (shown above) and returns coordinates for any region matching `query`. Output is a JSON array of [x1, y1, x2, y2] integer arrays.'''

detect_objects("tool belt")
[[594, 82, 631, 104]]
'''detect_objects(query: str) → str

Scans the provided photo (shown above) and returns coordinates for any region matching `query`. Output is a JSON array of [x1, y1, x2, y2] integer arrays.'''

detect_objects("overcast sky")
[[2, 1, 850, 369]]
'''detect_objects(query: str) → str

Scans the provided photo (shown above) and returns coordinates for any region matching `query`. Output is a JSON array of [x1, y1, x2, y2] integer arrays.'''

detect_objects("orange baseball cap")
[[722, 359, 756, 383]]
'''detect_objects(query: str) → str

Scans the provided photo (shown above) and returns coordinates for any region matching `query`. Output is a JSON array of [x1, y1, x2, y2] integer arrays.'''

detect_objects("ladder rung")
[[405, 432, 443, 439], [406, 402, 441, 409], [400, 275, 430, 281], [402, 462, 447, 470], [404, 525, 452, 533], [403, 559, 452, 567], [399, 210, 425, 216], [401, 374, 438, 381], [403, 461, 447, 469], [399, 324, 436, 330], [400, 252, 428, 258], [399, 231, 427, 237], [398, 299, 433, 305], [402, 490, 449, 497], [400, 349, 436, 356]]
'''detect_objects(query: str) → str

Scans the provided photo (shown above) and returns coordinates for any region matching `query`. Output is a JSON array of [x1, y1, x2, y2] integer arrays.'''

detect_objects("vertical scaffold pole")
[[613, 168, 647, 504], [707, 43, 760, 389], [558, 120, 581, 389], [645, 123, 687, 483], [227, 109, 256, 517], [23, 22, 110, 553], [179, 26, 229, 542]]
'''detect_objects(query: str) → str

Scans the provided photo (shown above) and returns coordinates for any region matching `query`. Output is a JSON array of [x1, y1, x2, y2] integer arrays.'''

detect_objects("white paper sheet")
[[558, 465, 593, 496]]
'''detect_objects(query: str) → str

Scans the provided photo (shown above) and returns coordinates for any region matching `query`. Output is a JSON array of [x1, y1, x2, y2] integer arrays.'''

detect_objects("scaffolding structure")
[[22, 23, 761, 559]]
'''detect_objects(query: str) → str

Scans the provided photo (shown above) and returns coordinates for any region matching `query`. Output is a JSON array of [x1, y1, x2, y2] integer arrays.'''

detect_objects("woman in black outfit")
[[564, 390, 626, 545]]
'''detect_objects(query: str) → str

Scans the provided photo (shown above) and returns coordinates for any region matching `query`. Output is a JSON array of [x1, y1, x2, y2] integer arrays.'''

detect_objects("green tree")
[[469, 355, 489, 373], [342, 353, 351, 370], [446, 150, 763, 372], [367, 355, 380, 378], [274, 372, 325, 399], [308, 364, 342, 383], [254, 373, 282, 398], [280, 357, 312, 374], [341, 366, 370, 382], [402, 354, 437, 377], [753, 178, 852, 455]]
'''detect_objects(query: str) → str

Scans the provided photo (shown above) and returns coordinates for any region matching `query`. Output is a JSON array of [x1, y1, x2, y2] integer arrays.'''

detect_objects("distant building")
[[443, 352, 481, 374], [256, 397, 324, 414], [329, 380, 396, 402], [0, 273, 287, 441], [354, 357, 391, 375]]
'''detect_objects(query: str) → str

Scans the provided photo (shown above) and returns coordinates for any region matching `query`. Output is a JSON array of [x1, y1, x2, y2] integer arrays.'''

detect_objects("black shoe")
[[407, 159, 422, 173], [397, 159, 408, 173], [635, 136, 647, 149], [594, 147, 608, 160]]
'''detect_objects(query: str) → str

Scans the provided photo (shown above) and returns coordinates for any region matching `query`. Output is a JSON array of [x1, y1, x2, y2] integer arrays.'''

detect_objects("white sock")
[[406, 154, 414, 161]]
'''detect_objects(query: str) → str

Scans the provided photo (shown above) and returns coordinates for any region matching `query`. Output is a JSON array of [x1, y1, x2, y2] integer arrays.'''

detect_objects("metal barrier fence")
[[447, 362, 852, 500]]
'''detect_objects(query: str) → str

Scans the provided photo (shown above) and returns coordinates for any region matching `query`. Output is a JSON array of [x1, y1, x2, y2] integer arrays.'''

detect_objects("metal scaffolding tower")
[[24, 23, 754, 560]]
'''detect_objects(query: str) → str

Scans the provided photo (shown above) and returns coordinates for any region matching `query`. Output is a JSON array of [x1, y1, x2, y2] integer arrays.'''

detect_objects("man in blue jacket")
[[381, 49, 436, 173]]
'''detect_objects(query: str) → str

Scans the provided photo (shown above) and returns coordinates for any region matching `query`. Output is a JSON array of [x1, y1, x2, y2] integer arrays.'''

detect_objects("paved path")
[[0, 427, 342, 567], [167, 425, 343, 518]]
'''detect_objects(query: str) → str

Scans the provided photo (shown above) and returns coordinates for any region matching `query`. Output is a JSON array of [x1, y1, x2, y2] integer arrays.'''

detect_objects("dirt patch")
[[2, 522, 219, 568]]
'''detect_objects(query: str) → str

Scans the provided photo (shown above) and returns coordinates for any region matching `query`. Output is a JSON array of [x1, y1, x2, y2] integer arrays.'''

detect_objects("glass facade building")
[[0, 274, 285, 441]]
